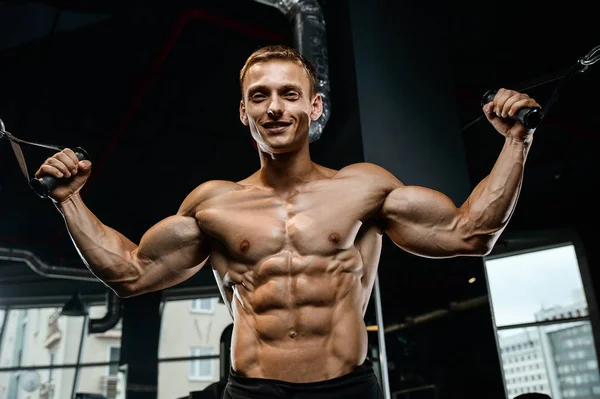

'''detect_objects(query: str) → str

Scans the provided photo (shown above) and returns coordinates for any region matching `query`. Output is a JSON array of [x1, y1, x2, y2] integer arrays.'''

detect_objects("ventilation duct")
[[0, 247, 98, 282], [0, 247, 123, 333], [88, 291, 122, 333], [252, 0, 331, 142]]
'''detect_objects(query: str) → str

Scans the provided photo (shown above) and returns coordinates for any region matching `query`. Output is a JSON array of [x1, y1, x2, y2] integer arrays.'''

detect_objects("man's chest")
[[196, 184, 384, 261]]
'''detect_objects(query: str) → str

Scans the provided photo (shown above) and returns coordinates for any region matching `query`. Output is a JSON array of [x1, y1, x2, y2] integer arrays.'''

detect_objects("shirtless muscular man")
[[35, 45, 540, 398]]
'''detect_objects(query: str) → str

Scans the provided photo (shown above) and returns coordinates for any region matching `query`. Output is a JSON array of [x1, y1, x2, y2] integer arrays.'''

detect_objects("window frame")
[[187, 346, 215, 382], [190, 298, 215, 314], [484, 229, 600, 399]]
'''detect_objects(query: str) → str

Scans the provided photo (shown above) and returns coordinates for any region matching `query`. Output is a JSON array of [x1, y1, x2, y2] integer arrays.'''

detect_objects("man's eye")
[[251, 94, 266, 101], [285, 92, 299, 99]]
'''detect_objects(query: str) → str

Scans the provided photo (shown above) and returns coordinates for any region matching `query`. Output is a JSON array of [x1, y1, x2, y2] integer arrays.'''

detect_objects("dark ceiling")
[[0, 0, 598, 321]]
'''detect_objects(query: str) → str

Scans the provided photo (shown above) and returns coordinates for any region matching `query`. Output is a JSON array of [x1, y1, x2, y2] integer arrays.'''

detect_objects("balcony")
[[44, 310, 62, 349]]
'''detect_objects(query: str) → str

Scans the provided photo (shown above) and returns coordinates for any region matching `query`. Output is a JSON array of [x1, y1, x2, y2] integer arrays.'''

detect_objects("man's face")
[[240, 60, 322, 154]]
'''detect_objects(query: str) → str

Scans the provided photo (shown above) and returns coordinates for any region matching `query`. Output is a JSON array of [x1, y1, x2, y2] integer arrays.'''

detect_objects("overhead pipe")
[[0, 247, 122, 334], [0, 247, 98, 282], [252, 0, 331, 142]]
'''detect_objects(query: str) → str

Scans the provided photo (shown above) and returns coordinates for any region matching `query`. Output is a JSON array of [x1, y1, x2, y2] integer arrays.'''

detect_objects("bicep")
[[128, 214, 211, 295], [381, 186, 478, 258]]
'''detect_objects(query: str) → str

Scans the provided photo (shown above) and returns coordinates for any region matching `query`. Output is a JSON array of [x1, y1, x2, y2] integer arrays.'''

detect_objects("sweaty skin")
[[38, 56, 539, 383]]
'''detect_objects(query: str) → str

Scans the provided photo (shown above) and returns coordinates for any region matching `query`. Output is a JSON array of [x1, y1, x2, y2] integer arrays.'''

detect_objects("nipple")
[[328, 232, 341, 244], [240, 240, 251, 253]]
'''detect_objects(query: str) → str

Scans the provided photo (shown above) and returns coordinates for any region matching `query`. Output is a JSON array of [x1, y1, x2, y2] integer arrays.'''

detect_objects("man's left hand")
[[482, 88, 541, 142]]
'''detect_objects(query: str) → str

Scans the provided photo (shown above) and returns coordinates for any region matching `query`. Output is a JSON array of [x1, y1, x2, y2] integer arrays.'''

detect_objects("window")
[[188, 347, 214, 380], [49, 351, 56, 380], [108, 346, 120, 376], [191, 298, 214, 314], [158, 296, 233, 398], [485, 243, 600, 399], [486, 245, 587, 327], [104, 345, 121, 399], [0, 297, 125, 399]]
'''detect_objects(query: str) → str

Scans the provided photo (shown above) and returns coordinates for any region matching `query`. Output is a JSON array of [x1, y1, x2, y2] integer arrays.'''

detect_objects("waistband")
[[227, 360, 377, 396]]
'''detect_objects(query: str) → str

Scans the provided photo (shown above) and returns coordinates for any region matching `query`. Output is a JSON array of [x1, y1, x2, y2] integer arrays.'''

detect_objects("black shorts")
[[222, 361, 384, 399]]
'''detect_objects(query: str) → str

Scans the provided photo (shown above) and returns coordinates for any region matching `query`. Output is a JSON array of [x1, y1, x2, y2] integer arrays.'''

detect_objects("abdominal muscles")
[[229, 248, 368, 382]]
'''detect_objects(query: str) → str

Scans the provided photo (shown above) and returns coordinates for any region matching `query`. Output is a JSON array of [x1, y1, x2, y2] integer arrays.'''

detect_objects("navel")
[[240, 239, 251, 253], [328, 232, 341, 244]]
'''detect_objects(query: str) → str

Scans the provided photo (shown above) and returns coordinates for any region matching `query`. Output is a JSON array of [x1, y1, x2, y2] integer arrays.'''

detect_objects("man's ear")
[[240, 100, 249, 126], [310, 93, 323, 121]]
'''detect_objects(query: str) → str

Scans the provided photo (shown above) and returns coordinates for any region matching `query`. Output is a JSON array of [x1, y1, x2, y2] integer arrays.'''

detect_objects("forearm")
[[463, 136, 532, 237], [56, 194, 141, 292]]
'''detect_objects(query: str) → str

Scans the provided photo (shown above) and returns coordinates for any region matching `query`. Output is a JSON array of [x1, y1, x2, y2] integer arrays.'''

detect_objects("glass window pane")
[[0, 367, 76, 399], [0, 308, 84, 368], [80, 305, 122, 365], [191, 298, 214, 313], [189, 347, 214, 380], [108, 347, 120, 376], [498, 321, 600, 399], [0, 308, 5, 331], [76, 365, 126, 399], [159, 297, 232, 359], [159, 359, 220, 399], [485, 244, 588, 327]]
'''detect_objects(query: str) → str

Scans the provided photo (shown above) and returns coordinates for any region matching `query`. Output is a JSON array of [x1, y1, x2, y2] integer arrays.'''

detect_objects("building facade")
[[499, 328, 552, 397], [0, 296, 233, 399], [498, 298, 600, 399]]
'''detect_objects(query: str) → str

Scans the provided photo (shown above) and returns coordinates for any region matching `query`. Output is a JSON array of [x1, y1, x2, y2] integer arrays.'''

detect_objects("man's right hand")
[[34, 148, 92, 202]]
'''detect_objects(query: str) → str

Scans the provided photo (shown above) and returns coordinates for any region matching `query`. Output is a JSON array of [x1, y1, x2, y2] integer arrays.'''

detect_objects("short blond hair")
[[239, 44, 318, 97]]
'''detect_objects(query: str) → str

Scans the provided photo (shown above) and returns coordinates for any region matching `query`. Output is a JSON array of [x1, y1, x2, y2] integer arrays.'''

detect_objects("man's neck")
[[258, 144, 315, 195]]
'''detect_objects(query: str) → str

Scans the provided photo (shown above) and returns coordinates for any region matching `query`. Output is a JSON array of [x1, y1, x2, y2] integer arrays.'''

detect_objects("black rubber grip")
[[30, 147, 91, 199], [482, 89, 544, 130]]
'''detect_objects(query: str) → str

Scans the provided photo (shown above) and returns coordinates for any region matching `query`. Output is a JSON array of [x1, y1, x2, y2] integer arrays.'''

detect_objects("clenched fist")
[[34, 148, 92, 202], [482, 88, 541, 142]]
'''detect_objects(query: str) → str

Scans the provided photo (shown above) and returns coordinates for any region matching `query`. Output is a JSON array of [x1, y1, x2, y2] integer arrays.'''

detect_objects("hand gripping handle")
[[30, 147, 91, 199], [482, 89, 544, 130]]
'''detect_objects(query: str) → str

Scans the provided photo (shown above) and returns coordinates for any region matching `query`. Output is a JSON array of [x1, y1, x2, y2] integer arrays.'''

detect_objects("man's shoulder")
[[177, 180, 243, 216], [336, 162, 402, 184]]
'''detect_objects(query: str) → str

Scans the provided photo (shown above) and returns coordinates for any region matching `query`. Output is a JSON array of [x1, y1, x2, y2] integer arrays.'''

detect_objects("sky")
[[484, 244, 587, 327]]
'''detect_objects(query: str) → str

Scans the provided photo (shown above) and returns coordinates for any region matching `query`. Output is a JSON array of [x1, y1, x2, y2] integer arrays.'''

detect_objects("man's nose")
[[267, 98, 283, 118]]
